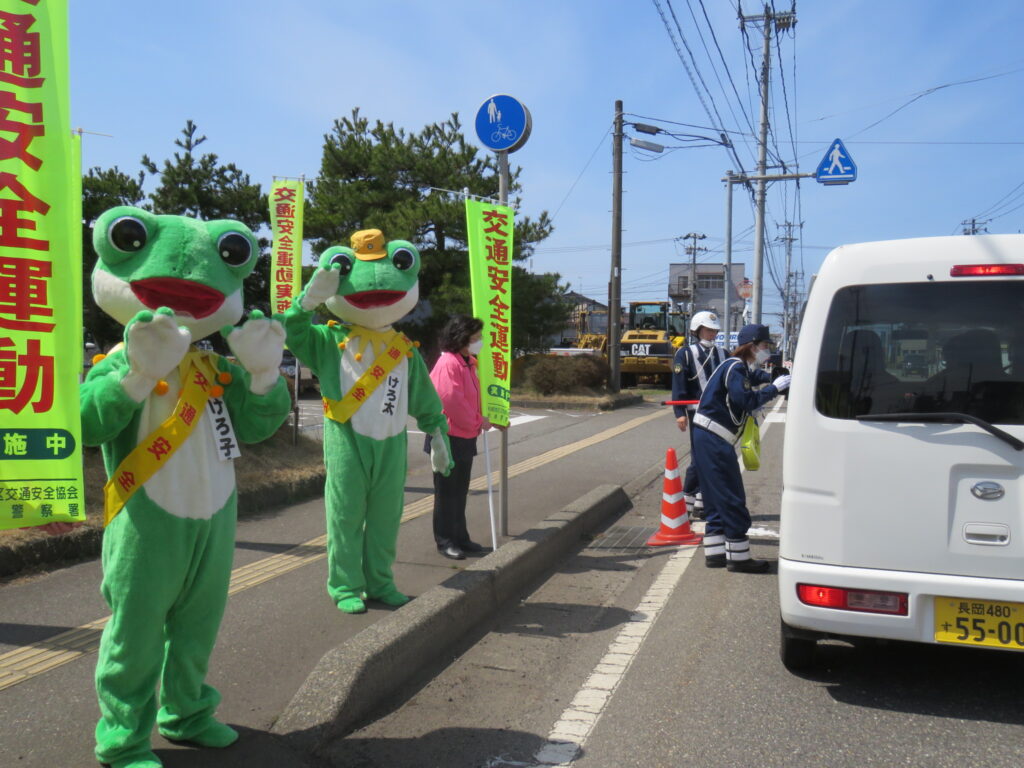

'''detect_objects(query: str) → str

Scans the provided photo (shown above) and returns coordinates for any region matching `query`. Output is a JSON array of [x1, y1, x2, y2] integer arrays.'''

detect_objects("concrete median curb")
[[271, 483, 632, 757]]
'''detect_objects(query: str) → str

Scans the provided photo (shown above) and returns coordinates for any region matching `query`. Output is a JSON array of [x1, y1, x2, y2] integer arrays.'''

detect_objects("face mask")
[[699, 339, 714, 349], [754, 348, 771, 366], [468, 339, 483, 355]]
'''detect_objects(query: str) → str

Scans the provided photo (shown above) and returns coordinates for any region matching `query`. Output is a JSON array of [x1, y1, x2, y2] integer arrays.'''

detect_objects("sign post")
[[473, 95, 530, 537]]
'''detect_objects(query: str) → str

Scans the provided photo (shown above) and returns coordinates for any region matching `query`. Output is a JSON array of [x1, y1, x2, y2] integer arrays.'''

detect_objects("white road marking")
[[533, 546, 699, 766], [521, 396, 786, 767], [409, 412, 547, 435]]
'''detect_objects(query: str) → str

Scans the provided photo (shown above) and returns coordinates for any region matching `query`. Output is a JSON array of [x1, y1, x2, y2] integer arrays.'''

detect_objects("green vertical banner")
[[0, 0, 86, 529], [269, 179, 304, 315], [466, 199, 513, 428]]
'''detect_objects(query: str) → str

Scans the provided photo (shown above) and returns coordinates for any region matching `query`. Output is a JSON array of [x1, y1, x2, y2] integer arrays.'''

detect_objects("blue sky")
[[70, 1, 1024, 325]]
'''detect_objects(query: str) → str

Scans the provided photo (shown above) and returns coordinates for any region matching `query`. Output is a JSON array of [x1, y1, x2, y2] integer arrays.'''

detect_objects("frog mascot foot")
[[105, 751, 163, 768], [159, 718, 238, 749], [283, 230, 453, 614], [368, 587, 410, 607], [336, 596, 367, 614]]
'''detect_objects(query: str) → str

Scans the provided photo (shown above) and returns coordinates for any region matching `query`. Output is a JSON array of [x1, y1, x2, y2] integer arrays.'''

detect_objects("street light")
[[629, 137, 664, 153]]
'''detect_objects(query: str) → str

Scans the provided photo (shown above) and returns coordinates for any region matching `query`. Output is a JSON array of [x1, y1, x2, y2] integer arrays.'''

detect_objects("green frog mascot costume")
[[81, 207, 291, 768], [283, 229, 452, 615]]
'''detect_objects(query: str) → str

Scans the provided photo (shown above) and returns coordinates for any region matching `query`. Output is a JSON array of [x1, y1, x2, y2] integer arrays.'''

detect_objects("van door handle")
[[963, 523, 1011, 546]]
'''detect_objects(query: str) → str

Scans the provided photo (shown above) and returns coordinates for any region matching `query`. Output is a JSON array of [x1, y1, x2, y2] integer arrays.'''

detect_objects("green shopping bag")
[[740, 415, 761, 471]]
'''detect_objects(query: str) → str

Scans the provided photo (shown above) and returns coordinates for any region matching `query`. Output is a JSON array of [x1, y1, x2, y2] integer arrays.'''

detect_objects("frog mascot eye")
[[329, 250, 354, 276], [108, 215, 148, 253], [217, 232, 253, 266], [391, 247, 416, 271]]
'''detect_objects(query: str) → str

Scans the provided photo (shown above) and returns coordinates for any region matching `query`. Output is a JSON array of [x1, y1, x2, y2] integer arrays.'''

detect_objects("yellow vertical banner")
[[466, 199, 513, 428], [0, 0, 86, 529], [269, 179, 304, 315]]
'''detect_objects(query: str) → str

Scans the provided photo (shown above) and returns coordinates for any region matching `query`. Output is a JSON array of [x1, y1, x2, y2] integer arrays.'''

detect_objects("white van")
[[779, 235, 1024, 669]]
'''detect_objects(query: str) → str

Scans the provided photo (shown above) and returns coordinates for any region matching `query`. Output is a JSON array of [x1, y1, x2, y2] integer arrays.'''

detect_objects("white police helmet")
[[690, 310, 721, 333]]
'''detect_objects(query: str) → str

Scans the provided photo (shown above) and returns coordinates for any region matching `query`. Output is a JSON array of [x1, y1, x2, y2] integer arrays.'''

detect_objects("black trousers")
[[432, 435, 477, 548]]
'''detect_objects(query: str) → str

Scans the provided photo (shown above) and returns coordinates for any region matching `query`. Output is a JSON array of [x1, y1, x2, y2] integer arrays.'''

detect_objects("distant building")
[[668, 262, 746, 332]]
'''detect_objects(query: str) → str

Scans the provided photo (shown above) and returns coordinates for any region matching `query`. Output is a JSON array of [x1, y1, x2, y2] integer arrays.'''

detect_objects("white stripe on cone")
[[660, 514, 688, 529], [662, 490, 685, 505], [664, 467, 680, 480]]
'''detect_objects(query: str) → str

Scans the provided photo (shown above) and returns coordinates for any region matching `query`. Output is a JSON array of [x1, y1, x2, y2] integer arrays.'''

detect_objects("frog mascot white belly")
[[81, 207, 291, 768], [283, 229, 452, 614]]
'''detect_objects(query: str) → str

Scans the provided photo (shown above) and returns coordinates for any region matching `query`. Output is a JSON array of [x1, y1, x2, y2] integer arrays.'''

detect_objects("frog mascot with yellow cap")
[[283, 229, 452, 614], [81, 207, 291, 768]]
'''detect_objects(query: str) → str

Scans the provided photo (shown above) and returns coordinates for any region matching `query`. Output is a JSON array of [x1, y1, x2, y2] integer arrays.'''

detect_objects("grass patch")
[[1, 426, 325, 552]]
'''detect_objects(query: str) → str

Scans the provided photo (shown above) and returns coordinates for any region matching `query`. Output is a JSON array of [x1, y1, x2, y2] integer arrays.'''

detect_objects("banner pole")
[[497, 151, 510, 537], [483, 430, 498, 550]]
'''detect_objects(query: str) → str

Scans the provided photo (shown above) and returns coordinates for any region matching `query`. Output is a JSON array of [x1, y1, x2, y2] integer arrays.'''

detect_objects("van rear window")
[[815, 281, 1024, 424]]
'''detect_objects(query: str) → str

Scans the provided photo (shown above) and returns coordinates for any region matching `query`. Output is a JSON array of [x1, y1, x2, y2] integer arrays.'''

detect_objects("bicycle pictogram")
[[490, 124, 517, 143]]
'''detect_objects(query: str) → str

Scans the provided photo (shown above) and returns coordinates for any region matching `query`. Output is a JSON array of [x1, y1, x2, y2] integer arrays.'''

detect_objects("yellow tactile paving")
[[0, 407, 663, 692]]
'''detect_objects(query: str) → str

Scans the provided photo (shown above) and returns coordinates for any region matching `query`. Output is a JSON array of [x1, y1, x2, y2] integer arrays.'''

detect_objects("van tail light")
[[950, 264, 1024, 277], [797, 584, 908, 616]]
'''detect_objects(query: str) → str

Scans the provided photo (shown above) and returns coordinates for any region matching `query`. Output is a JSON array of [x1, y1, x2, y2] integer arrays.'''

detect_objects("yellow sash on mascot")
[[323, 330, 413, 424], [103, 351, 221, 526]]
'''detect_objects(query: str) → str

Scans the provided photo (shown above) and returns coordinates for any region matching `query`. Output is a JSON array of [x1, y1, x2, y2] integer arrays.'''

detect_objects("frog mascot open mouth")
[[283, 228, 452, 615], [82, 206, 291, 768]]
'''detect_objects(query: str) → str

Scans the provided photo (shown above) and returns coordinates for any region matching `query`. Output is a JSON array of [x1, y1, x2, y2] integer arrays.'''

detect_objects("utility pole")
[[609, 100, 624, 393], [723, 171, 735, 342], [741, 4, 797, 324], [777, 221, 800, 359], [960, 218, 988, 235], [683, 232, 707, 320]]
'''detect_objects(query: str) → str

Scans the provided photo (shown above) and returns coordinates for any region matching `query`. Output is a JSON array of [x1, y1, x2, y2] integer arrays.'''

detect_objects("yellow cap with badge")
[[351, 229, 387, 261]]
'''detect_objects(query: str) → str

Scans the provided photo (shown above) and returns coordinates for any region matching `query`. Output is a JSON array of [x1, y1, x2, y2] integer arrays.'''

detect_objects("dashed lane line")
[[0, 408, 665, 693]]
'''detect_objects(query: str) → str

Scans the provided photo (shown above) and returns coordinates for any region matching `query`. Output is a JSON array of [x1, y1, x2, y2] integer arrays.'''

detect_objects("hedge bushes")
[[518, 354, 610, 395]]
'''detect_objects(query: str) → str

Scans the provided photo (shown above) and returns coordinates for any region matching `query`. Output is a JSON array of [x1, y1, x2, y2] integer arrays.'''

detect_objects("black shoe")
[[705, 554, 726, 568], [440, 545, 465, 560], [459, 540, 487, 553], [726, 558, 770, 573]]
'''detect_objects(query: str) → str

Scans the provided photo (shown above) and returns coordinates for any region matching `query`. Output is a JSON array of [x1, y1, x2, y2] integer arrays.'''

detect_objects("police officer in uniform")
[[671, 311, 727, 520], [691, 324, 791, 572]]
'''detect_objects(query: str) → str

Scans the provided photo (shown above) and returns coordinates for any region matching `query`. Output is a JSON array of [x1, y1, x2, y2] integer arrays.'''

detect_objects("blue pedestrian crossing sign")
[[815, 138, 857, 185]]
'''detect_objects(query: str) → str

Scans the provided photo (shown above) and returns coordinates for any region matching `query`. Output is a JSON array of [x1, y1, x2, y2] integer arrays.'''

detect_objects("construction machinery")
[[618, 301, 688, 387]]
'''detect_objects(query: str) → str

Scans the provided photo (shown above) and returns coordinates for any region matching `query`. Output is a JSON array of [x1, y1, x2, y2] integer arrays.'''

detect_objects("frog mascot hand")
[[283, 229, 453, 615], [81, 207, 291, 768]]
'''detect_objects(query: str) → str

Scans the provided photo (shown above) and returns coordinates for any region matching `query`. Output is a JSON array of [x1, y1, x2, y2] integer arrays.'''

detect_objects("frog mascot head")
[[82, 207, 292, 768], [282, 228, 452, 615]]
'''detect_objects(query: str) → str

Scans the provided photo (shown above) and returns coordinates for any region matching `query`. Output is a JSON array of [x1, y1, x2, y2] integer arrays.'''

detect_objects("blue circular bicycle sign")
[[475, 94, 531, 153]]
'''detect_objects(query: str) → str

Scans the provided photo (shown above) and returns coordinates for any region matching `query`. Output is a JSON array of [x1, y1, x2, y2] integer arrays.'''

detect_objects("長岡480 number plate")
[[934, 597, 1024, 650]]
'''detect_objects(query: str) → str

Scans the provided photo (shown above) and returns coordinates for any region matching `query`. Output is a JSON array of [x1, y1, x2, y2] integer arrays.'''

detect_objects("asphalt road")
[[336, 403, 1024, 768], [0, 399, 685, 768]]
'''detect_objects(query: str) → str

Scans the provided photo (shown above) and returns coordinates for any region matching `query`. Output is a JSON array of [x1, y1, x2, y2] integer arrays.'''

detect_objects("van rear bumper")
[[779, 558, 1024, 645]]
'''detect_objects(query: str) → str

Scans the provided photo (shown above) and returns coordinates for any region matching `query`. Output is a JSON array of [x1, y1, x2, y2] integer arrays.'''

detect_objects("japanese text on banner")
[[466, 199, 513, 428], [269, 179, 304, 315], [0, 0, 86, 530]]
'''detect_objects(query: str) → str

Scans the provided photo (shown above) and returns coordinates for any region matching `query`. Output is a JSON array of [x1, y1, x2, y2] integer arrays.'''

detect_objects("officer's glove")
[[772, 374, 792, 392]]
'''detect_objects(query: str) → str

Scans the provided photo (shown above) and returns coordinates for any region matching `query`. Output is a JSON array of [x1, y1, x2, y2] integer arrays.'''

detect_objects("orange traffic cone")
[[647, 447, 702, 546]]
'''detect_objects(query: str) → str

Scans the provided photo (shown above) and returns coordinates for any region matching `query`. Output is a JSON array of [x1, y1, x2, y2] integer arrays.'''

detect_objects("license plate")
[[934, 596, 1024, 650]]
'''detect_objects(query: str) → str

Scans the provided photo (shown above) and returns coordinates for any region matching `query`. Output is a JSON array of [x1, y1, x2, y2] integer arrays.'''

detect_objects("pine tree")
[[306, 109, 567, 351], [142, 120, 270, 315]]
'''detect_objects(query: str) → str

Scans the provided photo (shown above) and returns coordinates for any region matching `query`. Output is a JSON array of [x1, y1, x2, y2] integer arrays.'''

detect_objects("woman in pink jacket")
[[428, 315, 491, 560]]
